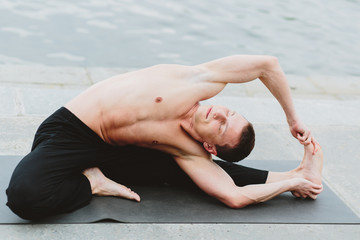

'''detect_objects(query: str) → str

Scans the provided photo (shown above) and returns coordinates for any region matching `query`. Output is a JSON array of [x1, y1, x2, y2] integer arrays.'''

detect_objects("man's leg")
[[6, 107, 108, 220], [6, 145, 95, 220], [90, 143, 322, 199], [74, 143, 324, 209], [88, 146, 269, 194], [214, 160, 268, 187]]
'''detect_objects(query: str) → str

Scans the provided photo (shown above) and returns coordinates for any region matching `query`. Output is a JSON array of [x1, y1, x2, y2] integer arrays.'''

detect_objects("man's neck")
[[179, 102, 202, 142]]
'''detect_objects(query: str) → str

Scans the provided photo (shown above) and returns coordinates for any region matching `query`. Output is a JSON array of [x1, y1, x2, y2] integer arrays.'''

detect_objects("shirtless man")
[[6, 55, 323, 220]]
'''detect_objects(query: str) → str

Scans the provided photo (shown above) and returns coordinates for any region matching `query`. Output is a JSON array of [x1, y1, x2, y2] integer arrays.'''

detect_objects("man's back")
[[65, 64, 225, 158]]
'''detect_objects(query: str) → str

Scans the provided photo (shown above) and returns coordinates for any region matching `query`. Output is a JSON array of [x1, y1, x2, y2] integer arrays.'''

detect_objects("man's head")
[[192, 105, 255, 162]]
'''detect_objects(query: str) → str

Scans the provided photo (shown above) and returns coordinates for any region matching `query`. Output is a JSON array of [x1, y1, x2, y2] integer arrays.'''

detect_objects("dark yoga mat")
[[1, 156, 359, 224]]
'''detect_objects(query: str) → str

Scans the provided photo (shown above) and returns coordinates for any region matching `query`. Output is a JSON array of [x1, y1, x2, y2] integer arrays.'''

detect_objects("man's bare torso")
[[65, 64, 225, 159]]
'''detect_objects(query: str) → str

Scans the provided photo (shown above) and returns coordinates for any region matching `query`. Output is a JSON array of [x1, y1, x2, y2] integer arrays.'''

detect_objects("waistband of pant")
[[56, 106, 106, 144]]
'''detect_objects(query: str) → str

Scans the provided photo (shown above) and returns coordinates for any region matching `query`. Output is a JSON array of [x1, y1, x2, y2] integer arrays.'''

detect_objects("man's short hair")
[[216, 122, 255, 162]]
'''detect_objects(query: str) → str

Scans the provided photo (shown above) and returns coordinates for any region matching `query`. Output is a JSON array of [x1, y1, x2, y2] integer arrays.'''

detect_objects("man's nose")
[[213, 112, 226, 120]]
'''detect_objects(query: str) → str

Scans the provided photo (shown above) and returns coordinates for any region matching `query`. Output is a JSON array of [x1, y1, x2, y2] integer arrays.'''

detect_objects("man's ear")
[[203, 142, 217, 155]]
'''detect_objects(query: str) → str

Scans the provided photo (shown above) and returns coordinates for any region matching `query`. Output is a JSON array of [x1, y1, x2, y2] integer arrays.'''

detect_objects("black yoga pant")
[[6, 107, 268, 220]]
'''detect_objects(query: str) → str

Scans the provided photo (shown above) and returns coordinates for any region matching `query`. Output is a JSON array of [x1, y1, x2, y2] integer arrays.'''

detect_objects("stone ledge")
[[0, 65, 90, 86]]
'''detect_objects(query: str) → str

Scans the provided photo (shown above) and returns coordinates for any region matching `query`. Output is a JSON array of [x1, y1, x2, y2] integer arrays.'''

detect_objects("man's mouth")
[[206, 106, 213, 119]]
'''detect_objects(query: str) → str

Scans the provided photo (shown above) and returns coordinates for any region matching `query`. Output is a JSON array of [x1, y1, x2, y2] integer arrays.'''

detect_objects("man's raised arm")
[[198, 55, 317, 148], [174, 156, 322, 208]]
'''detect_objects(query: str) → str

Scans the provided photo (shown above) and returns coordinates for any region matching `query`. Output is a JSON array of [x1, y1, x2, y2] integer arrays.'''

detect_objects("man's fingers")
[[304, 136, 312, 145], [310, 184, 323, 195], [300, 193, 308, 199], [298, 137, 311, 146], [291, 191, 301, 198], [297, 131, 312, 146], [311, 188, 323, 195], [309, 193, 318, 200], [297, 133, 306, 142], [314, 183, 323, 191], [310, 185, 323, 199]]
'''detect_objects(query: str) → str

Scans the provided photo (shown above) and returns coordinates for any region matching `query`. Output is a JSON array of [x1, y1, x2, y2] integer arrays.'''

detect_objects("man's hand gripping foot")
[[292, 142, 323, 199], [82, 167, 141, 202]]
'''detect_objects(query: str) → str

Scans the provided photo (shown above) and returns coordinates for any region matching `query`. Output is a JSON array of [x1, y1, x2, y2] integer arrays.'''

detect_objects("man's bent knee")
[[6, 179, 52, 220]]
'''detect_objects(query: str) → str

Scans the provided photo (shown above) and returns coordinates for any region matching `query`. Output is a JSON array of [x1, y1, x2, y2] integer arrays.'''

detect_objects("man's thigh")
[[99, 145, 191, 185], [11, 141, 100, 186], [98, 146, 269, 187]]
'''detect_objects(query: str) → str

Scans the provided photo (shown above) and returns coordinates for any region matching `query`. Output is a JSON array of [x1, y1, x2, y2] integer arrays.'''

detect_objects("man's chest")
[[106, 118, 207, 158]]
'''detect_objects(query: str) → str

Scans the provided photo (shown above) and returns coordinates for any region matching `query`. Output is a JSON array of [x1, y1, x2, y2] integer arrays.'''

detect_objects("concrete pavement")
[[0, 65, 359, 239]]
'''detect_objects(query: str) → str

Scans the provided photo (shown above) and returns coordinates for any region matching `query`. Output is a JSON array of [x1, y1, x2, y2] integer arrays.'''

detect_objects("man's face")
[[193, 105, 247, 147]]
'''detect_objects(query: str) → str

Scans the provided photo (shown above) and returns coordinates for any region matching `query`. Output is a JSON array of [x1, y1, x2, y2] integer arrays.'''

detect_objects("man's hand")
[[290, 178, 323, 199], [289, 120, 320, 154]]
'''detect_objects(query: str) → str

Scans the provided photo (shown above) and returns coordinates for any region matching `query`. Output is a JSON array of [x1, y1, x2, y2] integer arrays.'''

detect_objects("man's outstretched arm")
[[174, 156, 322, 208], [198, 55, 317, 147]]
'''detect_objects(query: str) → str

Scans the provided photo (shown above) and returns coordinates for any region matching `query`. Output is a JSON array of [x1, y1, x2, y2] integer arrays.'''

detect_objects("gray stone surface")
[[245, 124, 302, 162], [310, 75, 360, 96], [21, 86, 83, 115], [0, 86, 17, 116], [86, 67, 134, 83], [0, 116, 43, 155], [0, 65, 359, 239], [243, 79, 272, 97], [287, 75, 325, 95], [207, 96, 360, 126], [314, 125, 360, 217], [0, 223, 359, 240], [218, 83, 248, 97], [0, 65, 91, 86]]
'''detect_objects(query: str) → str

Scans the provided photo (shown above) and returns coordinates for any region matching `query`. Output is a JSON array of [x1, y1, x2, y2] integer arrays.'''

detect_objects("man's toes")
[[304, 143, 314, 153], [118, 186, 140, 202], [132, 192, 141, 202]]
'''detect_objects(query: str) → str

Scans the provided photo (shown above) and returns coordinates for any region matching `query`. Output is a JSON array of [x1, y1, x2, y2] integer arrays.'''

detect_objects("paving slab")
[[0, 116, 44, 155], [0, 65, 91, 86], [207, 96, 360, 126], [0, 86, 17, 115], [287, 75, 325, 95], [217, 83, 248, 97], [310, 75, 360, 96], [0, 223, 359, 240], [314, 125, 360, 217], [86, 67, 135, 83], [244, 124, 302, 161], [21, 86, 83, 115]]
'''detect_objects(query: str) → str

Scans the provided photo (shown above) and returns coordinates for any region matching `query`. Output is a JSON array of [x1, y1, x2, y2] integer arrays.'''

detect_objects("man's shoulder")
[[174, 148, 212, 163]]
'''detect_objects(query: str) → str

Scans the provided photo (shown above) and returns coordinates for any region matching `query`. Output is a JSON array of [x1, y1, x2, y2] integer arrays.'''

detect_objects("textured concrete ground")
[[0, 65, 359, 239]]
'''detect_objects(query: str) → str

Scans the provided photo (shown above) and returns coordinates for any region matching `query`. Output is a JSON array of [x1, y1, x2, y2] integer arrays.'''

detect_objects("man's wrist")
[[288, 178, 299, 191], [286, 115, 299, 127]]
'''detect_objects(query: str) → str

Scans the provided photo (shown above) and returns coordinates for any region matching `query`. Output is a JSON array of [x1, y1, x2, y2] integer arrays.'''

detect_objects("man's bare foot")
[[292, 143, 323, 198], [82, 167, 140, 202], [297, 143, 323, 185]]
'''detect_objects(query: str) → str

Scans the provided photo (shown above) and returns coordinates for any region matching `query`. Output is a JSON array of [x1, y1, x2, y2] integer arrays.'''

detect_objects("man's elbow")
[[259, 55, 281, 78], [263, 55, 279, 69], [222, 193, 255, 209], [225, 200, 248, 209]]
